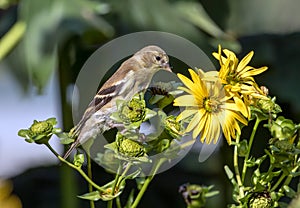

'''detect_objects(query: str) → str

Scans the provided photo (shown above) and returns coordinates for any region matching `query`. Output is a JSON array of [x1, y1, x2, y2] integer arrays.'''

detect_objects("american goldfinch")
[[63, 45, 171, 159]]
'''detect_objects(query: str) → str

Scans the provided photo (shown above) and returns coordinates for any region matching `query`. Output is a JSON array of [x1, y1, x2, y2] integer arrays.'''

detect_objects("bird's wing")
[[70, 69, 137, 137]]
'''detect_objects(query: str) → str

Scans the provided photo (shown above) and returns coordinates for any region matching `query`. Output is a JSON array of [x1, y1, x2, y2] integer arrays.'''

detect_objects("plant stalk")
[[242, 118, 261, 182]]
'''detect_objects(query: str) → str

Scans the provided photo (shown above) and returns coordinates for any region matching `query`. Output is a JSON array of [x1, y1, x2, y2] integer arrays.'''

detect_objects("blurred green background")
[[1, 0, 300, 207]]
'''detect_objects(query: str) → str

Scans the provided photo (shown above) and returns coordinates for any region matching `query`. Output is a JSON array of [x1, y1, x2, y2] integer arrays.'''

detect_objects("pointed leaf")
[[78, 191, 101, 201]]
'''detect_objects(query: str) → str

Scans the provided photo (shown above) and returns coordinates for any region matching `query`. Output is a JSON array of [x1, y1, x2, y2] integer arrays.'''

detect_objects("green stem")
[[131, 176, 152, 208], [131, 158, 166, 208], [117, 162, 132, 187], [116, 196, 122, 208], [45, 142, 59, 157], [87, 153, 95, 208], [233, 133, 244, 198], [270, 173, 286, 192], [112, 163, 122, 196], [107, 200, 113, 208], [242, 118, 261, 182], [279, 165, 300, 193], [58, 156, 106, 192]]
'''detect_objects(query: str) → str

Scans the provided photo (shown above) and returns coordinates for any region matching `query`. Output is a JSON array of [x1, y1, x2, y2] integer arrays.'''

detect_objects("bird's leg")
[[136, 128, 147, 143], [107, 120, 125, 130]]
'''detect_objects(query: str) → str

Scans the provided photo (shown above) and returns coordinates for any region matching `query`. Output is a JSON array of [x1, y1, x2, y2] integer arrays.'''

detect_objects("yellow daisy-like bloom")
[[212, 45, 268, 118], [174, 69, 247, 144]]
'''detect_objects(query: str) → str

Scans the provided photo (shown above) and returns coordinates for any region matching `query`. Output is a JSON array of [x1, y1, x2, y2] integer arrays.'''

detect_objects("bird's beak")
[[162, 63, 172, 72]]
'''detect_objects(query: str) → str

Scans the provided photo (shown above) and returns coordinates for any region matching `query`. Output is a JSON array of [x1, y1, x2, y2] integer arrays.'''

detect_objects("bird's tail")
[[63, 125, 81, 159]]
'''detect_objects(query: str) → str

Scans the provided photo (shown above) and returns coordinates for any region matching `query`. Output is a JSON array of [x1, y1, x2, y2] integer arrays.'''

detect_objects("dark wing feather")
[[71, 83, 122, 137]]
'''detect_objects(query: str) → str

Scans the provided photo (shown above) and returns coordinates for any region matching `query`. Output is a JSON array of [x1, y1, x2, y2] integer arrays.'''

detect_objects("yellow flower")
[[0, 179, 22, 208], [174, 69, 247, 144], [212, 45, 268, 118]]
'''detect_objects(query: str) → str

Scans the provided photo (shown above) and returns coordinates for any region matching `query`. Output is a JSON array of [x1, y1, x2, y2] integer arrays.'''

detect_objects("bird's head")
[[134, 45, 172, 72]]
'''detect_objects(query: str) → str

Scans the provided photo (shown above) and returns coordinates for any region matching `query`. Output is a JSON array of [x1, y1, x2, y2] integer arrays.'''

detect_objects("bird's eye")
[[155, 56, 161, 61]]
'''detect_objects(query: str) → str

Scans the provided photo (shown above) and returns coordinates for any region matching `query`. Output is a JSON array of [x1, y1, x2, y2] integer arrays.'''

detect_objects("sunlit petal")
[[237, 51, 254, 72]]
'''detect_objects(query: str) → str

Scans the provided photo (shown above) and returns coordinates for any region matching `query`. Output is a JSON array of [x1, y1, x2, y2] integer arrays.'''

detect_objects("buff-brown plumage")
[[63, 45, 171, 159]]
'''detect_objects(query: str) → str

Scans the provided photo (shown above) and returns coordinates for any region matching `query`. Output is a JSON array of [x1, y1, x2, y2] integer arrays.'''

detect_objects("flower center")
[[203, 97, 219, 113], [227, 73, 240, 86]]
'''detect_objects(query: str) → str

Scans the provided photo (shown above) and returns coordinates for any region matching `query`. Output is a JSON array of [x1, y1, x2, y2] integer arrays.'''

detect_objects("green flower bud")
[[18, 118, 59, 144], [179, 183, 207, 208], [238, 140, 248, 157], [164, 115, 183, 138], [251, 97, 281, 120], [257, 97, 281, 115], [73, 154, 85, 168], [249, 192, 272, 208], [273, 139, 293, 152], [119, 97, 146, 124], [270, 116, 299, 140], [30, 120, 52, 134], [116, 133, 145, 157]]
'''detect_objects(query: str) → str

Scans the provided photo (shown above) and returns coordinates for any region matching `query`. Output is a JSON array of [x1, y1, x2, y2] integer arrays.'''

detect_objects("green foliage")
[[226, 111, 300, 207], [17, 85, 191, 207]]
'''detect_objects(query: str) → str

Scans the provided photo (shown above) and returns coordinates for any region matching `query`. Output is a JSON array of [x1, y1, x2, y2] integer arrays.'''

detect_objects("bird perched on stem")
[[63, 45, 172, 159]]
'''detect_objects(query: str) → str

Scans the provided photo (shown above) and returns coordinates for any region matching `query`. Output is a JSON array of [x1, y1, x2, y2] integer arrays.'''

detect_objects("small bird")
[[63, 45, 172, 159]]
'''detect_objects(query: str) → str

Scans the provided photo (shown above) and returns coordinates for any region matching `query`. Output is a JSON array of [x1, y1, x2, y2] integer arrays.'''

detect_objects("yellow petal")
[[177, 73, 195, 89], [192, 111, 207, 139], [233, 96, 249, 118], [229, 110, 248, 126], [237, 51, 254, 72], [209, 115, 221, 144], [176, 109, 197, 121], [174, 95, 197, 106], [178, 86, 193, 95], [188, 69, 201, 84], [240, 66, 268, 78], [201, 115, 211, 143], [186, 112, 201, 133]]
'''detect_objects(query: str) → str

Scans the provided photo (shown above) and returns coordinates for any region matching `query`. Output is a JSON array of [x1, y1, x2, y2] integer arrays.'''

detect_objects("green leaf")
[[46, 117, 57, 125], [57, 132, 74, 144], [237, 139, 248, 157], [175, 1, 228, 39], [227, 0, 300, 36], [144, 108, 157, 121], [149, 95, 165, 105], [283, 185, 296, 198], [0, 21, 26, 60], [124, 168, 142, 180], [205, 190, 219, 198], [18, 129, 30, 138], [78, 191, 101, 201], [8, 0, 113, 92], [135, 178, 146, 190], [224, 165, 238, 188], [289, 171, 300, 177]]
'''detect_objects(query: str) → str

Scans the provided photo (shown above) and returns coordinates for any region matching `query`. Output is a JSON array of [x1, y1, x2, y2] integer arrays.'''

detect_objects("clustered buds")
[[268, 116, 300, 140], [164, 115, 183, 139], [116, 133, 145, 158], [18, 118, 60, 144], [249, 192, 272, 208], [119, 96, 146, 124], [111, 93, 157, 130]]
